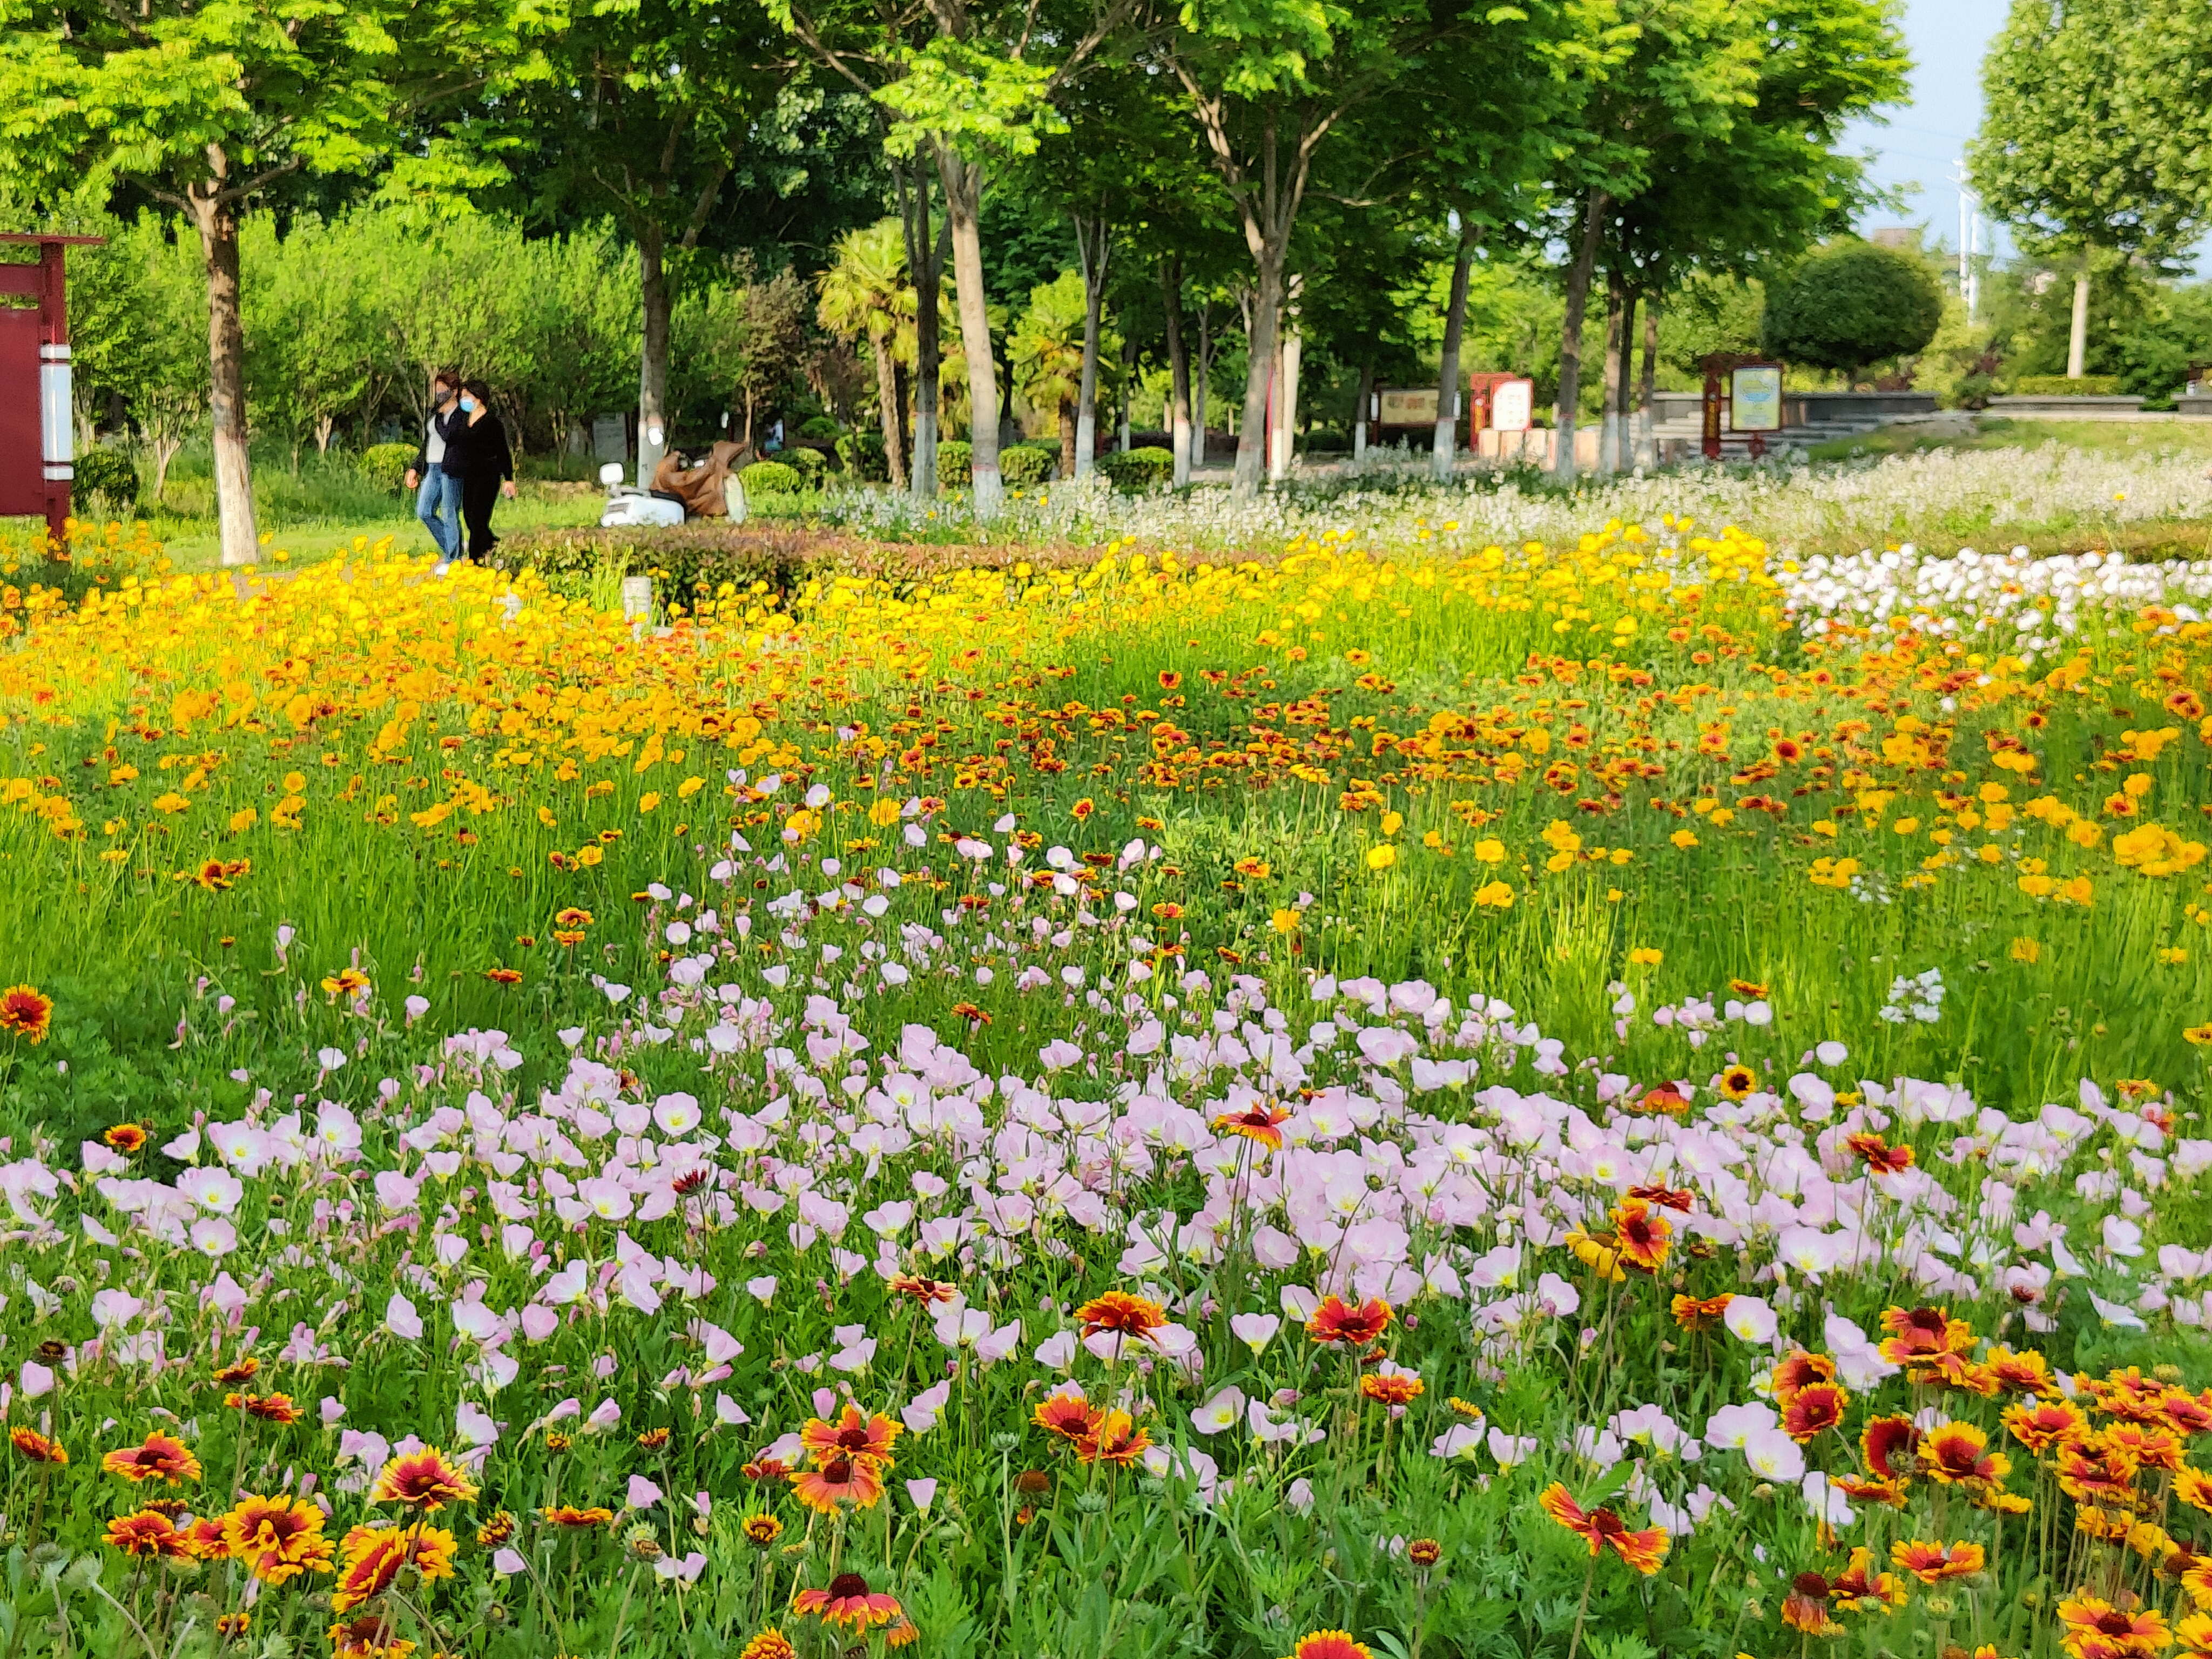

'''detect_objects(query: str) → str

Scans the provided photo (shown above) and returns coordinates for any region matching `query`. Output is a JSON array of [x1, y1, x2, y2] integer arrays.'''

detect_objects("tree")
[[1009, 270, 1118, 478], [477, 0, 788, 485], [0, 0, 536, 564], [242, 215, 380, 467], [73, 217, 210, 503], [818, 220, 915, 488], [1971, 0, 2202, 380], [1761, 238, 1943, 385]]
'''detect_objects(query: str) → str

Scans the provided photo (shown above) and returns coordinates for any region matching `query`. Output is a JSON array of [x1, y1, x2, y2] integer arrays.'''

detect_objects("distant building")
[[1870, 227, 1919, 249]]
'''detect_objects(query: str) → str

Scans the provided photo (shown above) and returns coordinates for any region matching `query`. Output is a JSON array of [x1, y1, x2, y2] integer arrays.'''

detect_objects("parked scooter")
[[597, 461, 686, 528]]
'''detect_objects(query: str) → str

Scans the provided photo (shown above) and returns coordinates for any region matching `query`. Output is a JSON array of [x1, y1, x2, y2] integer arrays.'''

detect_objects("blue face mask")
[[459, 396, 477, 413]]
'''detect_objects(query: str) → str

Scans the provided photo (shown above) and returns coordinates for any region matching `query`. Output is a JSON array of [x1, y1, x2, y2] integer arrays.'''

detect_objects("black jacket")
[[441, 408, 513, 483], [408, 405, 461, 474]]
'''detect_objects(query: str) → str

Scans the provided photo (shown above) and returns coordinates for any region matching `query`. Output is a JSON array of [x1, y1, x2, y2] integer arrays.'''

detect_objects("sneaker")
[[431, 560, 451, 577]]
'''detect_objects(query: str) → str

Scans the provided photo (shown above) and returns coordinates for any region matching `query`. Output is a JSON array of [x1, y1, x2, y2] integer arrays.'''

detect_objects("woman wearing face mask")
[[440, 379, 516, 569]]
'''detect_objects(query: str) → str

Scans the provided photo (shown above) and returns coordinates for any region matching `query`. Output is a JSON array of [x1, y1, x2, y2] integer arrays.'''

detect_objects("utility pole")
[[1953, 158, 1982, 323]]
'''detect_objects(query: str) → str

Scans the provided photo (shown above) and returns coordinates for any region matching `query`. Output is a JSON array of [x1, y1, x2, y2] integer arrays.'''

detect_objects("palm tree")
[[817, 220, 913, 489], [1008, 272, 1117, 480]]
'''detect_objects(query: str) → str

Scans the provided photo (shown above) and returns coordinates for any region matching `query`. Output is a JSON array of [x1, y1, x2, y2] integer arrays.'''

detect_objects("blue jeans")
[[414, 463, 463, 556]]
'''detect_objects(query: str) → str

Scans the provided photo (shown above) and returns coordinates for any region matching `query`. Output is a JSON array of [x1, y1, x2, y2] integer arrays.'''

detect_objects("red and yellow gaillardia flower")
[[222, 1493, 336, 1583], [102, 1433, 202, 1486], [792, 1571, 903, 1631]]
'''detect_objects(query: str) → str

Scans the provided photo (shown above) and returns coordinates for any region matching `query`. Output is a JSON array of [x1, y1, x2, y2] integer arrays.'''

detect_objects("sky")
[[1838, 0, 2013, 254]]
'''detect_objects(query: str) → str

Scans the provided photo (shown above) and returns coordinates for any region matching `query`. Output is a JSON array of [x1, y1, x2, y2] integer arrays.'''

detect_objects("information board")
[[1730, 365, 1784, 433]]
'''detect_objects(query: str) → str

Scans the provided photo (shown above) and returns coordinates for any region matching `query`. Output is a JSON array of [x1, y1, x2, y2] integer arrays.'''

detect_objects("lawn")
[[0, 474, 2210, 1659]]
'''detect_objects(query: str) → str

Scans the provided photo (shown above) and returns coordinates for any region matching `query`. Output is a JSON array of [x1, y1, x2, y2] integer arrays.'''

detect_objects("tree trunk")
[[188, 183, 258, 568], [1432, 229, 1475, 481], [1074, 213, 1109, 480], [2068, 267, 2091, 379], [873, 333, 907, 489], [1353, 359, 1372, 462], [1236, 253, 1283, 498], [315, 413, 335, 455], [935, 144, 1002, 516], [1635, 294, 1658, 470], [1274, 306, 1301, 480], [1195, 299, 1210, 464], [638, 225, 672, 487], [898, 160, 945, 505], [1598, 271, 1624, 476], [1552, 190, 1607, 483], [1615, 287, 1637, 473], [1160, 255, 1192, 488], [1118, 333, 1133, 453], [1057, 399, 1076, 480]]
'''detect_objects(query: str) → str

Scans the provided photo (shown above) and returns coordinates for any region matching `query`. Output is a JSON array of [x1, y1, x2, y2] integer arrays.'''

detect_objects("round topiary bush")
[[936, 440, 972, 488], [1000, 444, 1056, 489], [1761, 240, 1944, 385], [362, 442, 417, 493], [786, 446, 828, 480], [798, 415, 841, 443], [1098, 446, 1174, 491], [71, 444, 140, 514], [740, 460, 805, 495]]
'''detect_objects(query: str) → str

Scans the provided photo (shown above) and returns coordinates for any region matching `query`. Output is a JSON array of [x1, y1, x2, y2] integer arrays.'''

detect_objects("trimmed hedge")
[[836, 429, 887, 481], [362, 442, 416, 493], [787, 446, 828, 480], [937, 440, 972, 488], [1001, 444, 1056, 488], [1099, 446, 1174, 491], [2009, 374, 2123, 396], [71, 445, 140, 512], [740, 460, 804, 494], [797, 415, 841, 442]]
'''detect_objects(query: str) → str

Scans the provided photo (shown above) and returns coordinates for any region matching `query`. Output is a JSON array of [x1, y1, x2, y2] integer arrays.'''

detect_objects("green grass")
[[1806, 413, 2212, 462]]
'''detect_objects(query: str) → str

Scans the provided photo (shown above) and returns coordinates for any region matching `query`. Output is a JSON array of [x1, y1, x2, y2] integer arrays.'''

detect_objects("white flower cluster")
[[1877, 967, 1945, 1026]]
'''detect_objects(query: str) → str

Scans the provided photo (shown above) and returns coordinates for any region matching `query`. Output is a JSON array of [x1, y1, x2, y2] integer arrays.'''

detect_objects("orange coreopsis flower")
[[185, 1516, 232, 1559], [2163, 1391, 2212, 1438], [1280, 1635, 1374, 1659], [1032, 1386, 1098, 1444], [213, 1357, 260, 1385], [331, 1523, 457, 1611], [105, 1509, 191, 1559], [1829, 1547, 1908, 1609], [2091, 1368, 2173, 1425], [1876, 1305, 1974, 1367], [1783, 1573, 1843, 1636], [10, 1427, 66, 1465], [103, 1123, 147, 1154], [1306, 1295, 1393, 1348], [2005, 1398, 2089, 1454], [1359, 1366, 1425, 1408], [1609, 1197, 1671, 1273], [790, 1455, 887, 1514], [1782, 1382, 1850, 1444], [1076, 1410, 1151, 1466], [888, 1274, 958, 1305], [1922, 1421, 2012, 1487], [1985, 1346, 2056, 1395], [222, 1493, 336, 1583], [1860, 1415, 1921, 1481], [2058, 1597, 2171, 1659], [1076, 1290, 1169, 1344], [1771, 1350, 1837, 1406], [1831, 1473, 1908, 1508], [1888, 1539, 1985, 1584], [0, 984, 53, 1043], [102, 1433, 202, 1486], [2104, 1423, 2184, 1473], [1537, 1483, 1670, 1575], [1211, 1101, 1292, 1149], [325, 1615, 419, 1659], [371, 1446, 479, 1510], [800, 1405, 903, 1472], [740, 1632, 797, 1659], [542, 1505, 615, 1528], [2058, 1437, 2142, 1503], [224, 1390, 304, 1425], [2175, 1467, 2212, 1515], [2178, 1614, 2212, 1659], [1670, 1293, 1732, 1331], [792, 1571, 903, 1632], [1846, 1131, 1913, 1176]]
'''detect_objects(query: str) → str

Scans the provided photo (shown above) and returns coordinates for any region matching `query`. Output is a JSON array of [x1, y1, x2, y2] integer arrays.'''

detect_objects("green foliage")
[[1761, 240, 1945, 380], [938, 439, 972, 487], [798, 415, 841, 441], [69, 444, 139, 514], [362, 442, 418, 493], [837, 428, 889, 480], [1098, 446, 1173, 491], [1000, 443, 1056, 488], [740, 460, 806, 494], [787, 446, 829, 480], [2010, 374, 2125, 396], [498, 522, 821, 594]]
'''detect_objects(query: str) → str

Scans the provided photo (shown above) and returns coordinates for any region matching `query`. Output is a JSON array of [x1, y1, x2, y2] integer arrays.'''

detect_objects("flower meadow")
[[4, 517, 2212, 1659]]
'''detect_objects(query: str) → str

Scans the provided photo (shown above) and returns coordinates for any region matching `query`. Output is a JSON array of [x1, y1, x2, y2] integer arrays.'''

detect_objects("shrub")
[[2008, 374, 2124, 396], [1000, 444, 1056, 489], [798, 415, 841, 443], [71, 444, 140, 513], [1098, 446, 1175, 491], [740, 460, 805, 495], [837, 430, 887, 481], [361, 442, 418, 493], [498, 524, 820, 598], [937, 440, 972, 488], [786, 446, 828, 480], [1761, 240, 1944, 383]]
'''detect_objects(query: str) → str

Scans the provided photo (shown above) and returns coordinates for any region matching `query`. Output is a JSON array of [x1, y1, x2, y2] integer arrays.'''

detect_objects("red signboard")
[[0, 234, 102, 541], [0, 307, 41, 518]]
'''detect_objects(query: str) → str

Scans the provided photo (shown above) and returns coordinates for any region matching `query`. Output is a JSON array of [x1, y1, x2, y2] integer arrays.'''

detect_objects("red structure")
[[0, 233, 103, 543]]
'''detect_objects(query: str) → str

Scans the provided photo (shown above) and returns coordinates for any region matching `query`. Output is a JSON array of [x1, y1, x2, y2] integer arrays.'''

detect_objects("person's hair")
[[463, 379, 492, 403], [432, 369, 459, 391]]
